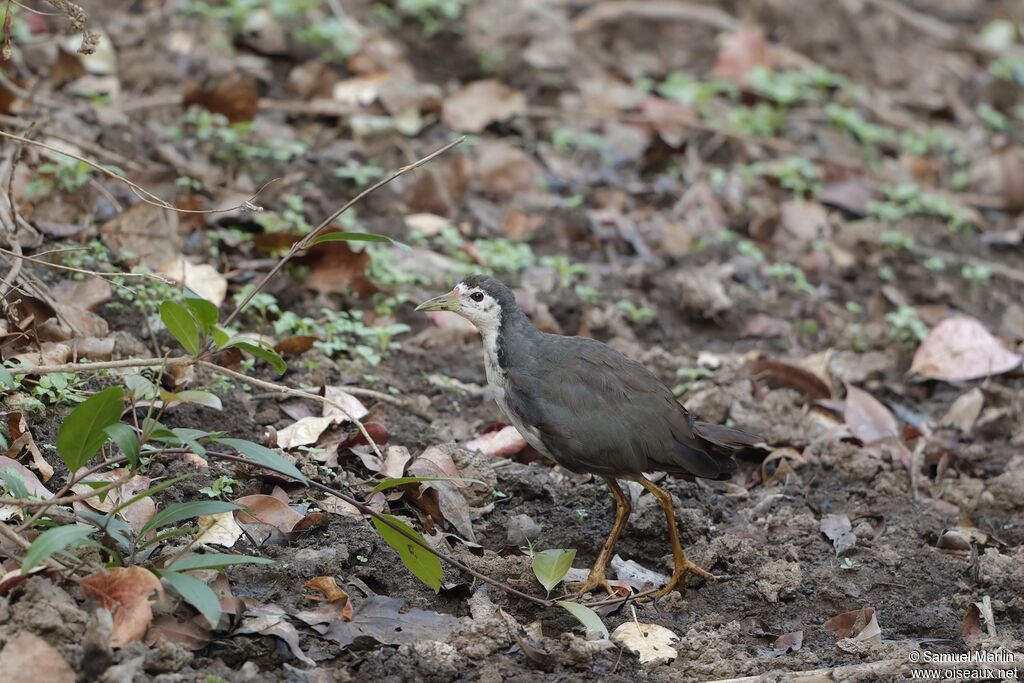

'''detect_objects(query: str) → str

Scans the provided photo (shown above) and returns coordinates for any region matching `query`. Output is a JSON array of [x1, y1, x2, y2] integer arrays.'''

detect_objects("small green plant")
[[575, 285, 601, 305], [396, 0, 470, 36], [25, 159, 97, 196], [744, 156, 821, 198], [765, 262, 815, 295], [867, 183, 974, 233], [729, 102, 785, 136], [825, 104, 896, 147], [880, 230, 915, 251], [616, 300, 656, 325], [255, 194, 313, 236], [334, 161, 384, 187], [199, 475, 239, 499], [173, 109, 306, 165], [539, 255, 587, 288], [885, 306, 929, 343], [961, 263, 992, 285], [673, 367, 713, 397], [923, 256, 946, 272]]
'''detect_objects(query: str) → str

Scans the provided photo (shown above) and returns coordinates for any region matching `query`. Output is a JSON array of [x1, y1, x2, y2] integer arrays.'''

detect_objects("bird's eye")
[[470, 292, 484, 302]]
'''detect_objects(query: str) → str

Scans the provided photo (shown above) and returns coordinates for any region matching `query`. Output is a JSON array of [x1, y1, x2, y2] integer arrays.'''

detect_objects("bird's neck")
[[481, 307, 539, 375]]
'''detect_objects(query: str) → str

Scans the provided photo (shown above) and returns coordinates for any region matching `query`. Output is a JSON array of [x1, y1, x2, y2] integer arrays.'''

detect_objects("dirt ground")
[[1, 0, 1023, 681]]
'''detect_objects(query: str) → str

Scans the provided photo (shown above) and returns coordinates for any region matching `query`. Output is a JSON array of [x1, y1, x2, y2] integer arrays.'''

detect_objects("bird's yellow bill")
[[415, 288, 460, 312]]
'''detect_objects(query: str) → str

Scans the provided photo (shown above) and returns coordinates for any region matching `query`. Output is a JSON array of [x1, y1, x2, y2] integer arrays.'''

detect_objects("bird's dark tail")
[[693, 421, 761, 451]]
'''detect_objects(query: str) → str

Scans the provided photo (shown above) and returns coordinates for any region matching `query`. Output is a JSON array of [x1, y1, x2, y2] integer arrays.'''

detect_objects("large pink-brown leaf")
[[81, 567, 164, 647], [910, 316, 1021, 382], [844, 385, 898, 445]]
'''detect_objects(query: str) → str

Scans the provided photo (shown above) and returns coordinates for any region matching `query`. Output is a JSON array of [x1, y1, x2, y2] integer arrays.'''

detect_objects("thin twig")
[[224, 136, 466, 326], [0, 129, 274, 214], [15, 455, 129, 533], [0, 471, 132, 508], [203, 449, 554, 609]]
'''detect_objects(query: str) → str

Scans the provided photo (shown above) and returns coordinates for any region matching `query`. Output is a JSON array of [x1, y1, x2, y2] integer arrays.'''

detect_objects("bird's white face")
[[414, 282, 503, 336]]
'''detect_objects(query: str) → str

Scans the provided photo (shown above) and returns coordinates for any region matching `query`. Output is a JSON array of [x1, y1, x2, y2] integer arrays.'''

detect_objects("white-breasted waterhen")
[[416, 276, 759, 598]]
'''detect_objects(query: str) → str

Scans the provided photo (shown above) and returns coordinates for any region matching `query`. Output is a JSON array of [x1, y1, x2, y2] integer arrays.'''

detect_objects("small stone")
[[506, 514, 542, 546]]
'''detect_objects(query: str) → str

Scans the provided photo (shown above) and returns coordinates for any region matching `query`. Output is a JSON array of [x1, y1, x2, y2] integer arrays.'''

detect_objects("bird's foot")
[[567, 572, 617, 599], [645, 559, 718, 601]]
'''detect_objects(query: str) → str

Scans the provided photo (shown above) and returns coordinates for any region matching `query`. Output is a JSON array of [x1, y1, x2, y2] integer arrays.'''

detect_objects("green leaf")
[[141, 501, 240, 535], [163, 390, 223, 411], [216, 437, 308, 484], [0, 364, 16, 389], [211, 326, 231, 350], [185, 297, 219, 334], [57, 386, 125, 471], [104, 423, 139, 467], [531, 548, 576, 594], [0, 467, 28, 499], [370, 476, 486, 494], [166, 553, 274, 572], [309, 231, 393, 246], [557, 601, 609, 639], [160, 570, 221, 627], [160, 300, 200, 355], [371, 514, 442, 592], [76, 511, 133, 548], [111, 475, 189, 517], [21, 524, 94, 573], [123, 373, 157, 400], [223, 339, 287, 374], [142, 417, 175, 441], [170, 427, 211, 457]]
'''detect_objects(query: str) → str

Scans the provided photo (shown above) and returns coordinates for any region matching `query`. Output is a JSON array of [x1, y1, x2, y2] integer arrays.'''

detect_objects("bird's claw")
[[567, 575, 617, 599], [642, 559, 717, 601]]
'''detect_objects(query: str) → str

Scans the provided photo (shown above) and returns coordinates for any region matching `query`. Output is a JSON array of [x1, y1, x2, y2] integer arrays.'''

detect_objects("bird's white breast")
[[480, 328, 552, 459]]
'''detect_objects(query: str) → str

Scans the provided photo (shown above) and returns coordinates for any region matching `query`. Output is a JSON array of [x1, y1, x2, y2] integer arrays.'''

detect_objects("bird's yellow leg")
[[569, 476, 631, 597], [635, 475, 716, 599]]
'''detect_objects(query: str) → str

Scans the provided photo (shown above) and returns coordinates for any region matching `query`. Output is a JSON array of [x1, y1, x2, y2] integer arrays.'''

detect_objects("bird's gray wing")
[[503, 336, 740, 479]]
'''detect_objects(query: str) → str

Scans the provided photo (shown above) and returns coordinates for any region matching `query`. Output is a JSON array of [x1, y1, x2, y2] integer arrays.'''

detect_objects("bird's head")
[[415, 275, 517, 334]]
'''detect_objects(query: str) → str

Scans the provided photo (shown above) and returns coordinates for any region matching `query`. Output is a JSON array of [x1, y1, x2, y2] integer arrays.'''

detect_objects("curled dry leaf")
[[773, 630, 803, 655], [235, 603, 314, 666], [910, 316, 1022, 382], [304, 576, 353, 622], [324, 595, 458, 649], [408, 445, 476, 541], [499, 608, 556, 672], [749, 358, 832, 400], [73, 471, 155, 534], [157, 256, 228, 307], [5, 412, 53, 483], [962, 596, 995, 643], [276, 416, 337, 449], [823, 607, 881, 646], [843, 384, 898, 445], [820, 513, 857, 556], [610, 554, 667, 592], [322, 386, 369, 421], [0, 632, 76, 683], [940, 388, 984, 434], [611, 621, 679, 666], [235, 494, 304, 532], [81, 567, 164, 647]]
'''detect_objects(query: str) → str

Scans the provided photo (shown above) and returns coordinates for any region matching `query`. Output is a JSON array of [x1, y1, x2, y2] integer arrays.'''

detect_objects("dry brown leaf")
[[844, 384, 898, 445], [823, 607, 881, 646], [275, 335, 318, 356], [741, 314, 793, 339], [749, 358, 832, 400], [81, 567, 164, 647], [304, 576, 353, 622], [380, 445, 411, 479], [820, 513, 857, 556], [235, 494, 304, 532], [10, 341, 71, 366], [100, 202, 182, 269], [777, 200, 829, 246], [772, 630, 803, 654], [472, 140, 543, 199], [183, 71, 260, 123], [5, 412, 53, 483], [409, 446, 475, 541], [144, 614, 212, 651], [236, 603, 315, 666], [51, 278, 113, 311], [711, 25, 773, 84], [967, 148, 1024, 211], [302, 241, 378, 297], [961, 597, 995, 644], [442, 79, 526, 133], [0, 632, 76, 683], [73, 471, 155, 534], [910, 316, 1021, 382]]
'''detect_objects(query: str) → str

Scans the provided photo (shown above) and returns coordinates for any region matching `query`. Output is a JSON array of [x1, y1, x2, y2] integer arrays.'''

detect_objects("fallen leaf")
[[304, 576, 353, 622], [81, 567, 164, 647], [404, 213, 451, 236], [823, 607, 881, 646], [465, 425, 527, 458], [820, 513, 857, 556], [499, 609, 556, 671], [183, 71, 260, 123], [940, 388, 984, 433], [442, 79, 526, 133], [844, 384, 898, 445], [321, 386, 369, 421], [318, 496, 363, 518], [610, 554, 668, 592], [100, 202, 182, 270], [409, 446, 475, 541], [51, 278, 113, 311], [818, 177, 877, 217], [0, 632, 76, 683], [157, 257, 228, 307], [967, 148, 1024, 211], [910, 316, 1022, 382], [235, 603, 314, 666], [195, 510, 243, 547], [777, 200, 829, 246], [324, 595, 458, 648], [472, 140, 542, 199], [772, 630, 803, 654], [5, 412, 53, 482], [611, 621, 678, 666], [275, 335, 318, 356], [235, 494, 304, 532], [302, 241, 377, 297], [741, 314, 793, 339], [276, 416, 337, 449], [711, 26, 773, 84], [749, 358, 832, 400], [144, 614, 212, 651], [962, 597, 995, 644], [73, 471, 155, 534]]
